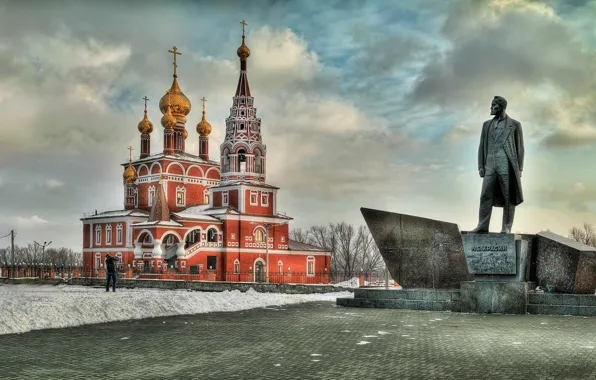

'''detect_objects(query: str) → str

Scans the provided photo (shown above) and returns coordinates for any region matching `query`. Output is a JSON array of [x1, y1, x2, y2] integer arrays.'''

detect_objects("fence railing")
[[0, 264, 391, 287]]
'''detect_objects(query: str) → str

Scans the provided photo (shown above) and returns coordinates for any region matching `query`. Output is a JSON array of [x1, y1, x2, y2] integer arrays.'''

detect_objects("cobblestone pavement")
[[1, 302, 596, 380]]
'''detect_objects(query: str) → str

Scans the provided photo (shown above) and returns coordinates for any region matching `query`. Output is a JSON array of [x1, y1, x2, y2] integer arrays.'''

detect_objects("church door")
[[255, 262, 264, 283], [143, 260, 150, 273]]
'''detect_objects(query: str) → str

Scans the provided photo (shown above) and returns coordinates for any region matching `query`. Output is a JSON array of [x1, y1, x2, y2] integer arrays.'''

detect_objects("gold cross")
[[240, 20, 247, 36], [128, 145, 134, 161], [201, 96, 207, 113], [168, 46, 182, 76], [142, 96, 149, 111]]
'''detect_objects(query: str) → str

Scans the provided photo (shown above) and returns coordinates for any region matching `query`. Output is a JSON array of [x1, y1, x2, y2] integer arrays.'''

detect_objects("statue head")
[[490, 96, 507, 116]]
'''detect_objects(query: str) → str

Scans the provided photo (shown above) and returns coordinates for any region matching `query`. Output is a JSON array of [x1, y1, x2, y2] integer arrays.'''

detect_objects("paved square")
[[1, 301, 596, 379]]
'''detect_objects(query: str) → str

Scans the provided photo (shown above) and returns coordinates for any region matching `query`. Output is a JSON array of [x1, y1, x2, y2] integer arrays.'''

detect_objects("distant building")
[[80, 24, 330, 283]]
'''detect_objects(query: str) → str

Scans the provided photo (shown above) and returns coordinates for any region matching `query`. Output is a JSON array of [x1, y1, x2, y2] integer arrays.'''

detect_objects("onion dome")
[[237, 35, 250, 61], [159, 77, 191, 120], [183, 129, 188, 139], [137, 110, 153, 134], [160, 91, 177, 130], [123, 163, 136, 184], [196, 97, 212, 137], [196, 112, 212, 137]]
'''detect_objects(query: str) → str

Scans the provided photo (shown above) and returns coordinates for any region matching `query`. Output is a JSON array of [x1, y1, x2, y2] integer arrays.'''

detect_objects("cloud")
[[408, 0, 596, 148]]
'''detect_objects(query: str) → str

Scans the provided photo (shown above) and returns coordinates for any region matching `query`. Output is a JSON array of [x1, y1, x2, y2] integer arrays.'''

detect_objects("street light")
[[250, 221, 288, 283]]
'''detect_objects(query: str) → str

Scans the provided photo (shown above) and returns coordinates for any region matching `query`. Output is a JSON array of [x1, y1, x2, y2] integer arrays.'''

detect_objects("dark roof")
[[148, 182, 170, 222], [288, 239, 328, 252]]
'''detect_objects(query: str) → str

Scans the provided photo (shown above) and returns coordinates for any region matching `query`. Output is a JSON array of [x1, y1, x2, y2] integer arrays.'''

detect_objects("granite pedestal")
[[461, 233, 532, 314]]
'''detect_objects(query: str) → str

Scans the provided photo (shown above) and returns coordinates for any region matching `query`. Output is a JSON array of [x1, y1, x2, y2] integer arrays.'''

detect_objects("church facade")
[[80, 24, 331, 283]]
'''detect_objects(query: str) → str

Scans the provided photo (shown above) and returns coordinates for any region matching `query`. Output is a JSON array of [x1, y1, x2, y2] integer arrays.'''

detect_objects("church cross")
[[128, 145, 134, 162], [168, 46, 182, 76], [240, 20, 247, 36], [142, 96, 149, 111], [201, 96, 207, 113]]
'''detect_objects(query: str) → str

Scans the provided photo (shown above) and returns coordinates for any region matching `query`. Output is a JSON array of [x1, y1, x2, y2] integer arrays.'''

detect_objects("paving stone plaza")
[[1, 301, 596, 380]]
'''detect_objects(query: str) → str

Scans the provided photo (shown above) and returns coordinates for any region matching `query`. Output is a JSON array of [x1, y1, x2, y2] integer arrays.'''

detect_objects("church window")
[[207, 228, 218, 243], [238, 149, 246, 172], [116, 224, 123, 245], [250, 191, 258, 206], [254, 150, 261, 174], [254, 229, 265, 243], [261, 193, 269, 206], [240, 111, 245, 117], [234, 259, 240, 274], [105, 225, 112, 245], [207, 256, 217, 270], [307, 256, 315, 276], [204, 194, 210, 204], [278, 260, 283, 275], [176, 186, 186, 206], [281, 236, 285, 243], [222, 191, 229, 206], [239, 123, 245, 130], [148, 186, 155, 207], [95, 225, 102, 245], [144, 234, 152, 244], [133, 188, 138, 208]]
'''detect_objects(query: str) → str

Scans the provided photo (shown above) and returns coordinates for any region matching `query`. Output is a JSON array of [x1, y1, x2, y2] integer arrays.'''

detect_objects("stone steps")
[[527, 292, 596, 316], [337, 288, 461, 312]]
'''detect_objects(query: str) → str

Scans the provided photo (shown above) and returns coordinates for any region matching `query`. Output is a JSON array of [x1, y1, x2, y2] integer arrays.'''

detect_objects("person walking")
[[104, 253, 118, 292]]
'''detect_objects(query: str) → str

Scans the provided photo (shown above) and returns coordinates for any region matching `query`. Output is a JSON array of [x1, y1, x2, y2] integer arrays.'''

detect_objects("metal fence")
[[1, 264, 391, 287]]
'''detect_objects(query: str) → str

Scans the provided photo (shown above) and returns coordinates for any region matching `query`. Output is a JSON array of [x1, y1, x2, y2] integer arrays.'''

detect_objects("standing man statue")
[[471, 96, 524, 234]]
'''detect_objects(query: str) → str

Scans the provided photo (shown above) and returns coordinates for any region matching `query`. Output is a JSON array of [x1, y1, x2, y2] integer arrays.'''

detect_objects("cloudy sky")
[[1, 0, 596, 251]]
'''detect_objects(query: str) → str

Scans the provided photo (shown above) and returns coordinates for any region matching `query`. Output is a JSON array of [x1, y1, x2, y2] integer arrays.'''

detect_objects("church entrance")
[[255, 262, 264, 283], [143, 260, 150, 273], [166, 256, 177, 270]]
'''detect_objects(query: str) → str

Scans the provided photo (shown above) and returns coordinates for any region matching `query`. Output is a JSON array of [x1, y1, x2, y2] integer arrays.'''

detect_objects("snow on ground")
[[0, 284, 352, 335]]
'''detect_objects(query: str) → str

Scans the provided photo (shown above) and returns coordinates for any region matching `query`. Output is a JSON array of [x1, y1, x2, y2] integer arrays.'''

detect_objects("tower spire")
[[197, 96, 212, 160], [137, 96, 153, 159], [123, 145, 137, 209], [168, 46, 182, 78], [236, 20, 251, 96]]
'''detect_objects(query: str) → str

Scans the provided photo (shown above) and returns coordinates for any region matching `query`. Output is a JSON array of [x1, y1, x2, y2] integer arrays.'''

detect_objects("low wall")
[[1, 277, 353, 294]]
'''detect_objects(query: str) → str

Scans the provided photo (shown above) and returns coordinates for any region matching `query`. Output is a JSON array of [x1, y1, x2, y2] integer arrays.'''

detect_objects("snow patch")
[[310, 354, 322, 357], [356, 341, 371, 345], [377, 331, 391, 335], [362, 335, 377, 338], [0, 284, 351, 335]]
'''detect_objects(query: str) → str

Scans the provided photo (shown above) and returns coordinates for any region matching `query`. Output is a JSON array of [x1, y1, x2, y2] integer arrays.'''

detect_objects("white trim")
[[149, 162, 163, 174], [135, 229, 154, 243], [249, 190, 258, 206], [133, 188, 138, 208], [222, 190, 229, 206], [307, 256, 315, 276], [148, 185, 156, 207], [233, 258, 240, 274], [218, 215, 292, 223], [278, 260, 283, 275], [166, 161, 185, 175], [116, 224, 123, 245], [95, 225, 102, 245], [204, 167, 220, 179], [105, 225, 112, 245], [137, 164, 150, 176], [176, 186, 187, 207], [160, 230, 183, 242], [186, 164, 205, 177], [261, 192, 269, 207], [253, 257, 266, 282]]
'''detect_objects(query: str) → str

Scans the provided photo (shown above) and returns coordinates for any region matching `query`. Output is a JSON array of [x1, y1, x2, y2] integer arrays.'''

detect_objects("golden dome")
[[196, 112, 212, 137], [159, 77, 191, 120], [161, 103, 176, 130], [183, 129, 188, 139], [237, 36, 250, 61], [137, 110, 153, 134], [123, 163, 136, 184]]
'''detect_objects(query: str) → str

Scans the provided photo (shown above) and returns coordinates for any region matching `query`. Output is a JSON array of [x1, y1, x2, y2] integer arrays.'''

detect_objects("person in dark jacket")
[[105, 254, 118, 292]]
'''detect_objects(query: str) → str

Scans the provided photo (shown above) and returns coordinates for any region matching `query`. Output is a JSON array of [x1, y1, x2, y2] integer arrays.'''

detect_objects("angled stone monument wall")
[[535, 231, 596, 294], [361, 207, 472, 289]]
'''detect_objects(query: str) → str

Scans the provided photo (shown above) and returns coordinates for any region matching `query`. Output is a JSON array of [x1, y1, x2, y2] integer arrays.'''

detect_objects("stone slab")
[[361, 207, 473, 289], [535, 231, 596, 294], [336, 297, 459, 311], [460, 281, 532, 314], [462, 233, 517, 274]]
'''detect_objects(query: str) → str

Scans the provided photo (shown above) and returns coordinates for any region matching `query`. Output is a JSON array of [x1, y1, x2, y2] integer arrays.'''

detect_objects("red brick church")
[[80, 23, 330, 283]]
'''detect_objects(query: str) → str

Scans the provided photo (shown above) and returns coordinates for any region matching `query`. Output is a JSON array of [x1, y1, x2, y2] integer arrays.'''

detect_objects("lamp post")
[[250, 221, 287, 283], [34, 241, 52, 277]]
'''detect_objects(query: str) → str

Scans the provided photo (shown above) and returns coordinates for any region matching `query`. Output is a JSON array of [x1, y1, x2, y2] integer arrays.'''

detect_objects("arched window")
[[254, 150, 261, 174], [254, 229, 265, 243], [307, 256, 315, 276], [95, 225, 102, 245], [133, 188, 138, 208], [234, 259, 240, 274], [238, 149, 246, 172], [207, 228, 217, 242], [278, 260, 283, 275], [204, 190, 210, 205], [105, 225, 112, 245]]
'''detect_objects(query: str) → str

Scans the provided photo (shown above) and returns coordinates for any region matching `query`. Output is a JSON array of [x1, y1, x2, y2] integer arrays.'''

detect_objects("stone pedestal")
[[461, 233, 532, 314]]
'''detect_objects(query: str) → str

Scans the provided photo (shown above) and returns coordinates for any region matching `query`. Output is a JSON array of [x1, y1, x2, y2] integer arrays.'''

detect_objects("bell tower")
[[220, 20, 266, 184]]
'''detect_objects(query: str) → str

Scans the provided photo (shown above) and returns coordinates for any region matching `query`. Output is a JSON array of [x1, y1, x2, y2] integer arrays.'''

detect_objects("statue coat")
[[477, 116, 524, 207]]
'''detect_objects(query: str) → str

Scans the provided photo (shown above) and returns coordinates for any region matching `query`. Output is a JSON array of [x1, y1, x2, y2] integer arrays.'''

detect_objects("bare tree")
[[289, 228, 310, 244], [570, 222, 596, 247]]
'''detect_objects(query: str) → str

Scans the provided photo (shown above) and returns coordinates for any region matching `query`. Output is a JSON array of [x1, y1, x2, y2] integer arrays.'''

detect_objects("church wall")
[[229, 189, 239, 209], [243, 189, 274, 216], [83, 224, 90, 248]]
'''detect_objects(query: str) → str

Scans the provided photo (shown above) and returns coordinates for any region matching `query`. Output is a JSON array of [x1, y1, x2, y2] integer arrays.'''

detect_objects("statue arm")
[[478, 123, 486, 173], [515, 122, 524, 172]]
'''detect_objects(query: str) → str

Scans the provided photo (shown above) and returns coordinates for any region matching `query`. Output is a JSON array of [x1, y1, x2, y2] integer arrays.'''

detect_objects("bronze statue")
[[471, 96, 524, 234]]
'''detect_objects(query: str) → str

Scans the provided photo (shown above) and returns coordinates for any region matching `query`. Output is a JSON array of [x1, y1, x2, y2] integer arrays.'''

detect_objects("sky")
[[2, 0, 596, 251]]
